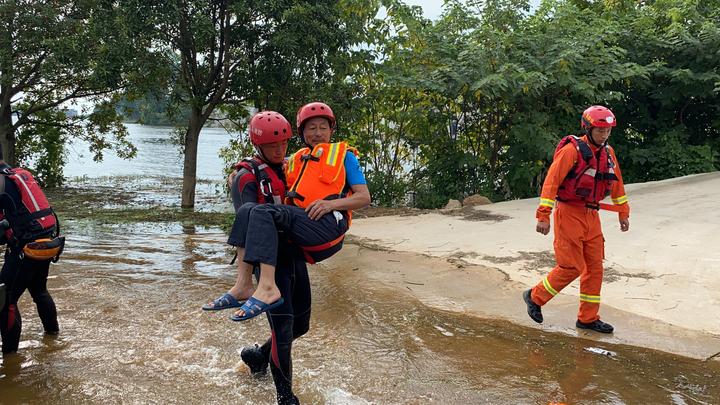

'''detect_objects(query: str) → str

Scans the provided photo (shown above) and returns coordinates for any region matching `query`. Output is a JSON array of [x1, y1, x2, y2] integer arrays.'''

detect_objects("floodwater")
[[1, 125, 719, 404]]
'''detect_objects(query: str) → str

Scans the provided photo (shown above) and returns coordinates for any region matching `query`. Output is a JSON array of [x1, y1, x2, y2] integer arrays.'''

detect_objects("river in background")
[[61, 123, 235, 212], [64, 123, 233, 181], [0, 124, 718, 404]]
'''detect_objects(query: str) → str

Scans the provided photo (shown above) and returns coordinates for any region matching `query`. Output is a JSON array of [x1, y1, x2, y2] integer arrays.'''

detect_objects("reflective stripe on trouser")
[[531, 203, 605, 323]]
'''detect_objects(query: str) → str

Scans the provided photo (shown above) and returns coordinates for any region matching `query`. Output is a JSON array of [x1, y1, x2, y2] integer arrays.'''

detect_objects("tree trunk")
[[0, 3, 15, 166], [0, 100, 15, 165], [181, 108, 203, 208]]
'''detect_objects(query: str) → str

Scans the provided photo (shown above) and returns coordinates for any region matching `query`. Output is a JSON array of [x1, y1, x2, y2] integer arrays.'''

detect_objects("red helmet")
[[296, 102, 336, 133], [581, 105, 617, 129], [248, 111, 292, 146]]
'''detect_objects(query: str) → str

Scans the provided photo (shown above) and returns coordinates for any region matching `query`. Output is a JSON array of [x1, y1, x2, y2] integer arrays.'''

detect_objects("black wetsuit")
[[0, 171, 59, 355], [228, 160, 310, 405]]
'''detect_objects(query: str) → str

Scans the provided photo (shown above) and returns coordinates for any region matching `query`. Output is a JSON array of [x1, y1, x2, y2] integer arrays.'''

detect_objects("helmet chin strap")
[[254, 145, 284, 166], [254, 145, 269, 162], [587, 129, 605, 147]]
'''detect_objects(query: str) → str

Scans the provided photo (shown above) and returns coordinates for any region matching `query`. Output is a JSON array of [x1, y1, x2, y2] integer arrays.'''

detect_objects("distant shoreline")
[[121, 119, 236, 130]]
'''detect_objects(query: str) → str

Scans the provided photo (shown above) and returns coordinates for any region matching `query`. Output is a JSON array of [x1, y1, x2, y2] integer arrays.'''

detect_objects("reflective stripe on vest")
[[12, 173, 41, 211], [285, 142, 357, 209], [555, 135, 615, 204]]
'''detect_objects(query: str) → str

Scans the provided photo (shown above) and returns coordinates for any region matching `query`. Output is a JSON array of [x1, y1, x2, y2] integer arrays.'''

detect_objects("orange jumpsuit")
[[531, 136, 629, 323]]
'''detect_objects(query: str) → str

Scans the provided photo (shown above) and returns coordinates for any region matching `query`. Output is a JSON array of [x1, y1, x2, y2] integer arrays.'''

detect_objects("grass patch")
[[45, 187, 235, 231]]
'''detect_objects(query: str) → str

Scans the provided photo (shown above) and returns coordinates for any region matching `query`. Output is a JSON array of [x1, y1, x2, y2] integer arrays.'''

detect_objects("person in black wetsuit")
[[229, 103, 371, 404], [220, 111, 309, 405], [0, 155, 60, 356], [204, 111, 293, 311], [235, 242, 311, 405]]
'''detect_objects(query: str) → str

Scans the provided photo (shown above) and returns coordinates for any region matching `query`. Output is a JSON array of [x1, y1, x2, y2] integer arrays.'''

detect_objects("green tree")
[[605, 0, 720, 182], [117, 91, 192, 127], [0, 0, 154, 183], [149, 0, 372, 208], [364, 0, 652, 206], [340, 1, 430, 206], [15, 109, 67, 187]]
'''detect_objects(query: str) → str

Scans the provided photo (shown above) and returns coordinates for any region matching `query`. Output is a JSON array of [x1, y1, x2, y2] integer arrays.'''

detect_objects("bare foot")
[[233, 284, 281, 318], [228, 286, 255, 301]]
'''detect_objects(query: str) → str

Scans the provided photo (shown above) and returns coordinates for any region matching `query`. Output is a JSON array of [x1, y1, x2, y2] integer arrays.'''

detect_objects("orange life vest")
[[284, 142, 357, 264], [285, 142, 357, 219]]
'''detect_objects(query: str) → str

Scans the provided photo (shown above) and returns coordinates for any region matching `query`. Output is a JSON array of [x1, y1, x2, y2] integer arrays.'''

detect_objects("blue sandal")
[[202, 293, 245, 311], [230, 296, 285, 321]]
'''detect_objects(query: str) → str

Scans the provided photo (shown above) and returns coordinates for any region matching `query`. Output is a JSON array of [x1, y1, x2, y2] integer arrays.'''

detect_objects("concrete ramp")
[[347, 172, 720, 342]]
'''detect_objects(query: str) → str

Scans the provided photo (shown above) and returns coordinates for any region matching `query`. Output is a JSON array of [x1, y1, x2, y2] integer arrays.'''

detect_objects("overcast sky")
[[403, 0, 445, 19], [402, 0, 541, 20]]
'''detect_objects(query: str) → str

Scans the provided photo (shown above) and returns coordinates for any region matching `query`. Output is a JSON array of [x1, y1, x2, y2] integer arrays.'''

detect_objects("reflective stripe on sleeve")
[[612, 195, 628, 205], [539, 198, 555, 208]]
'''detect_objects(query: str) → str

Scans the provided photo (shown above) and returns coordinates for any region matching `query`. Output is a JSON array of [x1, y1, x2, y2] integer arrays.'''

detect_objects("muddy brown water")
[[1, 221, 719, 404]]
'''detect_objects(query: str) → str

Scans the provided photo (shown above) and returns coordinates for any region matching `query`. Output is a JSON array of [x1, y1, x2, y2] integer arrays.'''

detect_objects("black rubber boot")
[[523, 289, 543, 324], [278, 394, 300, 405], [241, 344, 269, 375], [576, 319, 614, 334]]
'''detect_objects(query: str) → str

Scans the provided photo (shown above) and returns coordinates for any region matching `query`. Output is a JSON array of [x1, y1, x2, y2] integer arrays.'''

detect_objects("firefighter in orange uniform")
[[523, 105, 630, 333]]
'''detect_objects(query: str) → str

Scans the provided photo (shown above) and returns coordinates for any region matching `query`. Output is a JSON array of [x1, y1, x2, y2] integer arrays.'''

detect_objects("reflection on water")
[[1, 221, 718, 404]]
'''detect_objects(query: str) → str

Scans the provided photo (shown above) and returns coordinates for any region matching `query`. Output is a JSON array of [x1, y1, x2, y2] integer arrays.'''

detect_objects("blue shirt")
[[344, 151, 366, 186]]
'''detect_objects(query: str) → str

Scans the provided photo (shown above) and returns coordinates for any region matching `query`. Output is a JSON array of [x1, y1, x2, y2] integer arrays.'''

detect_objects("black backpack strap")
[[242, 158, 261, 173], [0, 173, 5, 194], [10, 208, 54, 228], [577, 140, 593, 163], [229, 251, 237, 265], [564, 137, 594, 180], [54, 212, 61, 236], [242, 158, 274, 204]]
